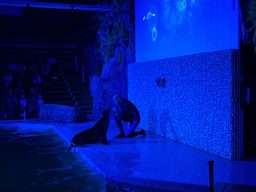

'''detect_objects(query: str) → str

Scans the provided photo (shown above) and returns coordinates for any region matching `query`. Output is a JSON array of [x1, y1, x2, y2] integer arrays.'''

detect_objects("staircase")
[[42, 62, 93, 115]]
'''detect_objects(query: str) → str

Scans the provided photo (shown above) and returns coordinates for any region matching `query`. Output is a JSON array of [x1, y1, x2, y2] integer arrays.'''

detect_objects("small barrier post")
[[208, 161, 214, 192], [24, 103, 26, 122]]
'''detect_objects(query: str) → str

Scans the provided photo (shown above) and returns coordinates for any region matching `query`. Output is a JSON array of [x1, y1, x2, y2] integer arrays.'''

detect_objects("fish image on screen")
[[143, 5, 157, 41], [136, 0, 239, 62]]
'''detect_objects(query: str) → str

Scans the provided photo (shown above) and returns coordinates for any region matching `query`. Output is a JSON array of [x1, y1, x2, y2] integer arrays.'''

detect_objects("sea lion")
[[68, 108, 110, 151]]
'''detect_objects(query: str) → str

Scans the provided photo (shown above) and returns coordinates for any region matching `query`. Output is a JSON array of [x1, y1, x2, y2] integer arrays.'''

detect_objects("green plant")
[[118, 49, 122, 63], [96, 0, 135, 65], [247, 0, 256, 52], [92, 62, 103, 77]]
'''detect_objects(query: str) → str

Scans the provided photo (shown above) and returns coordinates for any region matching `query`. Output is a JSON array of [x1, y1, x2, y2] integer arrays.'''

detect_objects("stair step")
[[77, 108, 93, 114], [51, 83, 88, 90], [51, 71, 61, 74], [41, 64, 93, 114], [77, 106, 93, 111], [69, 87, 89, 91], [64, 76, 80, 80], [43, 95, 72, 99], [62, 70, 78, 73], [42, 91, 71, 94], [70, 93, 92, 99], [51, 85, 69, 89], [71, 90, 90, 93], [51, 87, 69, 90], [42, 90, 91, 96], [60, 68, 76, 71], [43, 95, 72, 98], [64, 79, 81, 83], [44, 95, 92, 101], [54, 82, 67, 86], [62, 74, 78, 78], [61, 81, 84, 86], [60, 66, 76, 69], [73, 96, 90, 101], [68, 84, 86, 88], [63, 77, 80, 81], [46, 100, 76, 105], [77, 104, 93, 108], [78, 100, 93, 104], [62, 70, 78, 74], [45, 99, 93, 104]]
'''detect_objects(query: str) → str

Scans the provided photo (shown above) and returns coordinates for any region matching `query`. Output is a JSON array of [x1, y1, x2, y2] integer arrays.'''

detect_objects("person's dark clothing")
[[115, 98, 140, 121], [29, 63, 37, 79], [15, 86, 25, 100], [28, 91, 39, 118], [18, 62, 26, 80], [0, 75, 3, 93], [28, 92, 38, 104], [115, 115, 141, 136], [6, 93, 17, 108], [6, 93, 17, 119], [114, 98, 141, 137], [42, 73, 52, 87], [3, 74, 13, 89]]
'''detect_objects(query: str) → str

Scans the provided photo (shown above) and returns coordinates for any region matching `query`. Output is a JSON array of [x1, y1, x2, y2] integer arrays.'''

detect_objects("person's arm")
[[113, 107, 119, 116], [116, 101, 128, 117], [15, 97, 18, 106], [116, 109, 124, 116]]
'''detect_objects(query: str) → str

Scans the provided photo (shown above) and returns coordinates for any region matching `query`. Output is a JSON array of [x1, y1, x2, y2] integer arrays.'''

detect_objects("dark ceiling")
[[0, 0, 109, 45]]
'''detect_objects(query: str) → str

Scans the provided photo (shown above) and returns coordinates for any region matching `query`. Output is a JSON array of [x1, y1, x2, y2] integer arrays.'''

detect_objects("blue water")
[[0, 126, 106, 192]]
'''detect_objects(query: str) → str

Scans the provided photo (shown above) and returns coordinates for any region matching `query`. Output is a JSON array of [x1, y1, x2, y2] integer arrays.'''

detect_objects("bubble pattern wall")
[[128, 49, 242, 160]]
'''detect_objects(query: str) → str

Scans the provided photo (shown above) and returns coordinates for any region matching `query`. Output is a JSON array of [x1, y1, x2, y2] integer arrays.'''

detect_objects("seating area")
[[0, 45, 93, 121]]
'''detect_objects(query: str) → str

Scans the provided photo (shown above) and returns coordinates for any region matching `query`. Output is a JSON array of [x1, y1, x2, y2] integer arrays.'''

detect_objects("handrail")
[[208, 161, 214, 192], [0, 1, 111, 11], [77, 57, 92, 92]]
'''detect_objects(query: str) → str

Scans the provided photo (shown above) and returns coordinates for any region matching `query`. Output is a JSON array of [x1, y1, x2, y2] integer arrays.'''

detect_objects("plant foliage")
[[96, 0, 135, 65], [247, 0, 256, 51]]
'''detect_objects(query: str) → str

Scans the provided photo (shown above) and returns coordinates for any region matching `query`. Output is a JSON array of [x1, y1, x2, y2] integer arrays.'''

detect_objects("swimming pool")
[[0, 125, 106, 192]]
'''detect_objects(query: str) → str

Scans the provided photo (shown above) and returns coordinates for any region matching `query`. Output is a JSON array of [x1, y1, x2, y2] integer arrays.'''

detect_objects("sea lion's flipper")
[[68, 143, 76, 151]]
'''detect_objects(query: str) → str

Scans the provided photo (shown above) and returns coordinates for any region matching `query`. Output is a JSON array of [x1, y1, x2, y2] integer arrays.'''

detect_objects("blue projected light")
[[152, 27, 157, 41], [136, 0, 239, 62], [143, 5, 158, 41]]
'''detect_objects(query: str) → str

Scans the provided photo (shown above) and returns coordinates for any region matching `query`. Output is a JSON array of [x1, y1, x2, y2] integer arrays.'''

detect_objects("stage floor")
[[1, 117, 256, 192]]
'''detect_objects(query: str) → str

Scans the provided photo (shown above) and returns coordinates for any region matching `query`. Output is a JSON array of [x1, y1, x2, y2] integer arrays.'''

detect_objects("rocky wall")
[[39, 104, 87, 123]]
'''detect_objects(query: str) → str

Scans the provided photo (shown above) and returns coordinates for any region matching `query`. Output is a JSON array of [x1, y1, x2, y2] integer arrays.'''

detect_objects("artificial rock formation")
[[91, 48, 129, 117], [39, 104, 87, 123]]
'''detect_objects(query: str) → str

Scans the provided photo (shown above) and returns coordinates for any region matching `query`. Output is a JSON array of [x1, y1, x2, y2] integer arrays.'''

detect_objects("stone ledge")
[[39, 104, 87, 123]]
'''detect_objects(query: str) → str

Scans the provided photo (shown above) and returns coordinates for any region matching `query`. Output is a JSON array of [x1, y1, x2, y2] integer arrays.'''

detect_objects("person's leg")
[[126, 118, 145, 138], [33, 103, 40, 118], [127, 129, 146, 138], [9, 108, 15, 120], [114, 116, 125, 138], [28, 105, 33, 119]]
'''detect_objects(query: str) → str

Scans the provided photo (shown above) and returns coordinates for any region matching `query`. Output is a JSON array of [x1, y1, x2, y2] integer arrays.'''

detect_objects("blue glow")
[[136, 0, 239, 62], [128, 49, 241, 160], [152, 27, 157, 41]]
